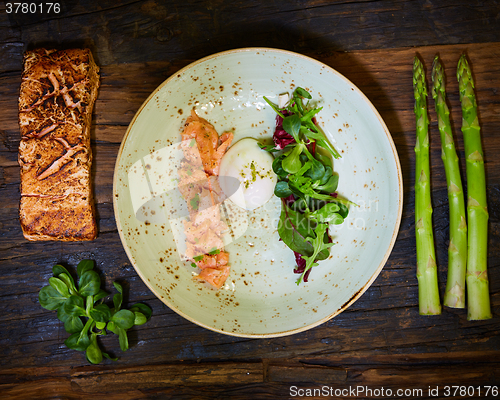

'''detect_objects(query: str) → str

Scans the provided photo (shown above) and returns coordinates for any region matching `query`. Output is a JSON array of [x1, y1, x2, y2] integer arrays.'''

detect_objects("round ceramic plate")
[[113, 48, 403, 337]]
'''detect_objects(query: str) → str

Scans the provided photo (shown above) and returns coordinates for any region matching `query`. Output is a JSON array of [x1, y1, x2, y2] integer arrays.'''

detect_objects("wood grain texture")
[[2, 0, 500, 74], [1, 1, 500, 398]]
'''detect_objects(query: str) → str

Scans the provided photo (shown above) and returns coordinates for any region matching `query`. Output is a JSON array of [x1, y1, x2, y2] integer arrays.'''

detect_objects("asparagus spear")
[[413, 56, 441, 315], [457, 54, 492, 320], [431, 55, 468, 308]]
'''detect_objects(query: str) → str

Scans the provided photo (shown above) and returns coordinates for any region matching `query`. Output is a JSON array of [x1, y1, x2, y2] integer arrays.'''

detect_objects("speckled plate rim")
[[113, 47, 404, 338]]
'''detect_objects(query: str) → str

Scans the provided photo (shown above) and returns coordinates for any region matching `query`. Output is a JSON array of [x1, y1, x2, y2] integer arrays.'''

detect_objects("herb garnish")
[[263, 87, 354, 284], [190, 248, 221, 269], [38, 259, 152, 364], [208, 247, 221, 255], [190, 193, 200, 210]]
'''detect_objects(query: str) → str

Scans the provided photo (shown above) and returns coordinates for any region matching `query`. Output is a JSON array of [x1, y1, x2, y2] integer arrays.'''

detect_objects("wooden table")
[[1, 1, 499, 398]]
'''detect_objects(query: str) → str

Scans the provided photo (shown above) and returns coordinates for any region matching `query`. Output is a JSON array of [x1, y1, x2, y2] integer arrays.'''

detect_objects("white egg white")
[[219, 138, 277, 211]]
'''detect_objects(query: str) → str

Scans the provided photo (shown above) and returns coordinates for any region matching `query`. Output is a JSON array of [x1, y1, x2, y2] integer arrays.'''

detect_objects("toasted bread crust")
[[18, 48, 99, 241]]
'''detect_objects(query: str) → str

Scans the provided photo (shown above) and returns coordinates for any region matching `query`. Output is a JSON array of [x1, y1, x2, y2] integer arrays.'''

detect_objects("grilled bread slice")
[[18, 48, 100, 241]]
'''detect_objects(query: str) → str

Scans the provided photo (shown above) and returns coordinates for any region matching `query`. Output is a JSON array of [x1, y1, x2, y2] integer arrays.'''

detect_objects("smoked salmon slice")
[[181, 110, 233, 175], [178, 110, 233, 289]]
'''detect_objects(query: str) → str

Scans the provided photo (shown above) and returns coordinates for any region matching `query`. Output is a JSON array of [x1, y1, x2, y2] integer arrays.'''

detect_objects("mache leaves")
[[39, 259, 152, 364]]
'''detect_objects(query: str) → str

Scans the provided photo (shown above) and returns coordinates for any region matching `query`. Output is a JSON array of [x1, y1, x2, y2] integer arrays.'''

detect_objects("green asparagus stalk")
[[431, 55, 468, 308], [413, 56, 441, 315], [457, 54, 492, 320]]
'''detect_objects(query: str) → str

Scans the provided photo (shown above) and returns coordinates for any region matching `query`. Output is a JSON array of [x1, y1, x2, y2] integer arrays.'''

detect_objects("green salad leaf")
[[297, 223, 335, 284], [263, 87, 356, 284], [38, 259, 152, 364]]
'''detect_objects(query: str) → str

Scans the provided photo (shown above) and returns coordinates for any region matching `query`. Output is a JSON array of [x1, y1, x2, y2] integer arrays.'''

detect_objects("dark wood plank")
[[2, 0, 500, 74], [1, 43, 499, 370], [1, 1, 500, 393], [1, 354, 499, 399]]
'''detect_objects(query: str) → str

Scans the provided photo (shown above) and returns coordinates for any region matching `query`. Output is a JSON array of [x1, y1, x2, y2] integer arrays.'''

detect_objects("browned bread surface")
[[18, 48, 100, 241]]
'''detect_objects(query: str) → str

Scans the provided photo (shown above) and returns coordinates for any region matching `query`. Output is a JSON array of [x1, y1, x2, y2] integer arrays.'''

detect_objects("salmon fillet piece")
[[18, 48, 100, 241], [181, 110, 233, 175], [196, 252, 229, 270], [178, 110, 233, 288], [194, 249, 230, 289], [194, 264, 231, 290]]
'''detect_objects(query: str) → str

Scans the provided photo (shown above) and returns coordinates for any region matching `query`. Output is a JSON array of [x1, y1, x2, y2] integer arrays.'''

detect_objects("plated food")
[[177, 110, 233, 289], [219, 137, 277, 211], [18, 48, 99, 241], [261, 87, 352, 284], [113, 48, 402, 337], [177, 87, 353, 289]]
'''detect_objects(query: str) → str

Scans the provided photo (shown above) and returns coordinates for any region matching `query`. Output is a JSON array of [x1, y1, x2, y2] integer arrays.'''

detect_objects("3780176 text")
[[5, 3, 61, 14]]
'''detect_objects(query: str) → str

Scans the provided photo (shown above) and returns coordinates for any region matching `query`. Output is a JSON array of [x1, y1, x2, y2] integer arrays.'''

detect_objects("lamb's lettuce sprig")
[[263, 87, 341, 159], [39, 259, 152, 364], [264, 87, 354, 284]]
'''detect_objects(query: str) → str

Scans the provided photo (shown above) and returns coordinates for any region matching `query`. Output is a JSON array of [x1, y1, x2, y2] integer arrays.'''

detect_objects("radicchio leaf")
[[273, 112, 296, 150]]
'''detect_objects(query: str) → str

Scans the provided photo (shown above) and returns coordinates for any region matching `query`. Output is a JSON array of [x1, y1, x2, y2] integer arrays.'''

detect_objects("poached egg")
[[219, 138, 277, 210]]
